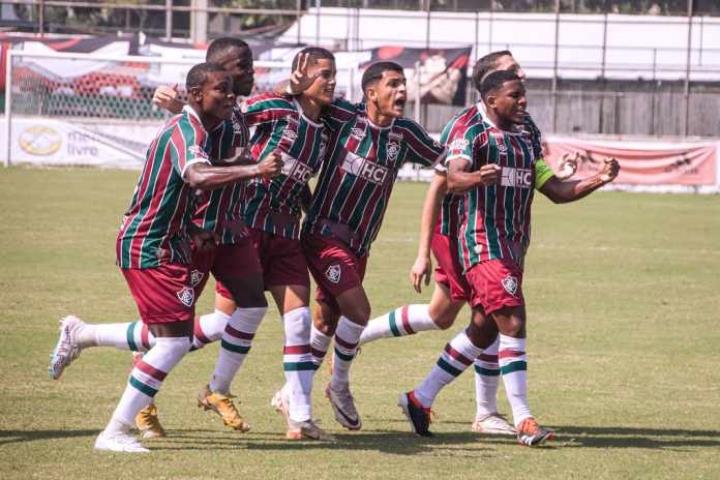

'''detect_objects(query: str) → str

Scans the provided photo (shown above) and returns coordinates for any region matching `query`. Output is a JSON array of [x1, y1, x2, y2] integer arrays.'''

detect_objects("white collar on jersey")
[[477, 100, 523, 135], [366, 114, 395, 130], [292, 98, 325, 128]]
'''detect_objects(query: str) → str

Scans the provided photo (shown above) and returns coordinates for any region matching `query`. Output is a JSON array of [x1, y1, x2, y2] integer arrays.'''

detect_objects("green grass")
[[1, 166, 719, 479]]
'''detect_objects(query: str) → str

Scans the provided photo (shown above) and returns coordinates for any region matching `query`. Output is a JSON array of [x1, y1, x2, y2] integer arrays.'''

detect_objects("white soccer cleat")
[[325, 383, 361, 431], [94, 430, 149, 453], [271, 387, 334, 441], [471, 413, 516, 435], [49, 315, 85, 380]]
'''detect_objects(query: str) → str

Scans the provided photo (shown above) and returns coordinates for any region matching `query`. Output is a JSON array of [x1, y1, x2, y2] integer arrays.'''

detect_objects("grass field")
[[1, 166, 719, 479]]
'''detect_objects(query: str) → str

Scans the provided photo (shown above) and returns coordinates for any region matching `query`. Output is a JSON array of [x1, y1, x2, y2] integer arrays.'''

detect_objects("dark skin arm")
[[185, 152, 282, 190], [446, 157, 502, 193], [539, 158, 620, 203]]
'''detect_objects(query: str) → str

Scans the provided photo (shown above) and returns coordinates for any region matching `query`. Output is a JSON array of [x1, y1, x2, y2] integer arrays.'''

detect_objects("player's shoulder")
[[395, 116, 432, 138], [245, 92, 296, 111], [330, 96, 362, 113]]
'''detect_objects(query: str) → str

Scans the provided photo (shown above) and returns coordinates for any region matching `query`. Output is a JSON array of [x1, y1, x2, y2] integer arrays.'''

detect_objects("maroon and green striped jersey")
[[116, 105, 212, 269], [241, 93, 328, 239], [192, 105, 251, 245], [303, 99, 446, 257], [445, 103, 547, 271], [436, 104, 544, 239]]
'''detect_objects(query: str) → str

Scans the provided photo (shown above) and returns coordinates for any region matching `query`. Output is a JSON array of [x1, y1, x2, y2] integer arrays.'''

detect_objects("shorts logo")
[[386, 141, 401, 162], [190, 269, 204, 287], [176, 286, 195, 307], [501, 275, 519, 297], [325, 264, 342, 284]]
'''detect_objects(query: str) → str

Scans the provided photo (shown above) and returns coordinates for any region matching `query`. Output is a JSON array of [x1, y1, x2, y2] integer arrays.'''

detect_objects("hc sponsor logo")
[[341, 152, 389, 185], [500, 167, 532, 189], [280, 153, 316, 184]]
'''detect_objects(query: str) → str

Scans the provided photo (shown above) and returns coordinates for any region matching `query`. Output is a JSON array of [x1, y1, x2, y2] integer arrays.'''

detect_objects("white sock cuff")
[[499, 334, 526, 350], [483, 336, 500, 355], [311, 324, 331, 341], [451, 331, 483, 359], [283, 307, 311, 344], [229, 307, 267, 332], [336, 316, 365, 343], [146, 336, 191, 366]]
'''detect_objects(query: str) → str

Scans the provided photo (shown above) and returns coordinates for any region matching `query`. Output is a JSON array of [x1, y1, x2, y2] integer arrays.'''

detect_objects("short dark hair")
[[472, 50, 512, 93], [291, 46, 335, 71], [361, 61, 404, 93], [479, 70, 521, 99], [206, 37, 250, 62], [186, 62, 227, 91]]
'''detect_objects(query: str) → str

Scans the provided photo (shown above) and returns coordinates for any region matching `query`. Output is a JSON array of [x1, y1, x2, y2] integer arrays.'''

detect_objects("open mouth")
[[394, 98, 406, 109]]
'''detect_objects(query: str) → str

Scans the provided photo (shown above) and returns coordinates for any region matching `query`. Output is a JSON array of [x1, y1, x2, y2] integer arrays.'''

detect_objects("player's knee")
[[432, 312, 455, 330]]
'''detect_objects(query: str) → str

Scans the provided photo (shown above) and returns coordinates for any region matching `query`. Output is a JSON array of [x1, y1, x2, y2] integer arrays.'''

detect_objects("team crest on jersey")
[[501, 275, 519, 297], [325, 264, 342, 284], [282, 127, 298, 143], [351, 127, 365, 140], [189, 269, 204, 287], [176, 286, 195, 307], [496, 141, 508, 153], [386, 141, 401, 162]]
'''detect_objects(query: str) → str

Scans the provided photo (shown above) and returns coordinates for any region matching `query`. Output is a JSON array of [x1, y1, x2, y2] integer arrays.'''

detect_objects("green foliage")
[[0, 167, 719, 479]]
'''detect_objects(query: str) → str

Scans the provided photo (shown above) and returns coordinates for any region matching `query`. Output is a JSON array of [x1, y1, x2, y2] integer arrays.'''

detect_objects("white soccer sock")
[[330, 316, 365, 389], [474, 336, 500, 417], [105, 336, 190, 432], [209, 307, 266, 394], [359, 304, 438, 345], [73, 321, 152, 352], [310, 324, 332, 368], [192, 310, 229, 350], [498, 334, 532, 426], [282, 307, 314, 422], [413, 330, 482, 408]]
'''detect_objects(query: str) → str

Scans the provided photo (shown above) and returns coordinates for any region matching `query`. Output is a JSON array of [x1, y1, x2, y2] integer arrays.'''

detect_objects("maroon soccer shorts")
[[431, 233, 471, 302], [192, 239, 263, 301], [302, 234, 368, 310], [465, 258, 525, 315], [121, 263, 196, 324], [248, 227, 310, 290]]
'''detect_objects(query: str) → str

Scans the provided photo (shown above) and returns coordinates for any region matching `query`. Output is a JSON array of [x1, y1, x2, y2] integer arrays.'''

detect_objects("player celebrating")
[[93, 62, 280, 452], [359, 51, 575, 435], [398, 70, 619, 446], [295, 62, 446, 431]]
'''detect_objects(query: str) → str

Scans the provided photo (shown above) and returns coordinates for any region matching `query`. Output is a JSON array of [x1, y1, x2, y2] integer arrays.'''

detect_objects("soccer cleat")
[[471, 412, 516, 435], [197, 385, 250, 432], [398, 391, 432, 437], [49, 315, 85, 380], [94, 430, 149, 453], [325, 383, 361, 431], [271, 388, 334, 441], [135, 403, 166, 439], [516, 417, 555, 446]]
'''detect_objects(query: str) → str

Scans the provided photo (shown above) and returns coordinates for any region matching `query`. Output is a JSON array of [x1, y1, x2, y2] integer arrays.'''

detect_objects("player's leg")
[[95, 265, 194, 453], [310, 300, 337, 368], [199, 242, 267, 432]]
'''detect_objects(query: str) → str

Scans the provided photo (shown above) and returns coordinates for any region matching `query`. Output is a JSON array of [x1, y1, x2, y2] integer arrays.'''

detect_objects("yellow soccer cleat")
[[197, 385, 250, 432], [135, 403, 166, 439]]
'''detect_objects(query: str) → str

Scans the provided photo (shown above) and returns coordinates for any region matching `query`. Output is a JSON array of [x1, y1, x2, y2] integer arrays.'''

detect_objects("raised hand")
[[257, 152, 283, 178], [152, 84, 183, 114], [599, 157, 620, 183], [556, 152, 580, 180], [288, 53, 319, 95]]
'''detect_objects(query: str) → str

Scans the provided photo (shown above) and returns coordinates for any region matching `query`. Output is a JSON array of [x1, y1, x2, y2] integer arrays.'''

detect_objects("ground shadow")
[[0, 429, 98, 446], [554, 425, 720, 450]]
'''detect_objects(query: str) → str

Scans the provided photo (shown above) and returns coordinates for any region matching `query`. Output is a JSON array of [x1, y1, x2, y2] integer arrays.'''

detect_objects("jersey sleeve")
[[323, 98, 361, 131], [244, 93, 296, 127], [534, 159, 555, 190], [171, 121, 211, 180], [444, 121, 477, 169], [401, 119, 446, 167]]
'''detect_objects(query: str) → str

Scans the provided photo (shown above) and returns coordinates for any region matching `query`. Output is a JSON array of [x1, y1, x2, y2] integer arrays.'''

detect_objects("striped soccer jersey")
[[436, 106, 544, 239], [303, 99, 446, 257], [116, 105, 213, 269], [193, 105, 252, 244], [444, 103, 553, 271], [242, 93, 328, 239]]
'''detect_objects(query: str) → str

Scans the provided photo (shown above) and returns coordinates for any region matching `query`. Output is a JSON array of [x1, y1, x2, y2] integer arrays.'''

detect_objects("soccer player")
[[295, 61, 447, 430], [359, 51, 575, 435], [94, 62, 280, 452], [50, 38, 271, 438], [398, 70, 619, 446]]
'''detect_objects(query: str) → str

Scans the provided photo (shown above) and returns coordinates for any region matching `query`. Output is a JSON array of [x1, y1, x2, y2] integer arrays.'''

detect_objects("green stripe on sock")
[[474, 365, 501, 376], [283, 361, 317, 371], [437, 357, 462, 377], [221, 339, 250, 354], [129, 375, 158, 397], [334, 347, 355, 362], [127, 322, 138, 352], [388, 310, 401, 337], [500, 361, 527, 375]]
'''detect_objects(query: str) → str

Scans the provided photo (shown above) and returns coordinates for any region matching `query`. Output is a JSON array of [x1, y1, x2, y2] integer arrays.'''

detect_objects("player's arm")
[[539, 157, 620, 204], [152, 84, 184, 114], [446, 157, 501, 193], [409, 172, 447, 293], [184, 153, 282, 190]]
